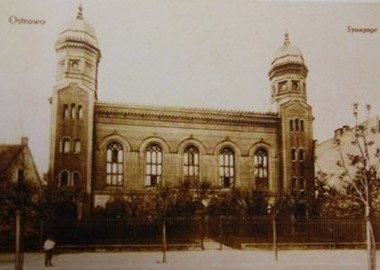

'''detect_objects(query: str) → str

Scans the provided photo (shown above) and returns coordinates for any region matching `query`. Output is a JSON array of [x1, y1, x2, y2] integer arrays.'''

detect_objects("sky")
[[0, 0, 379, 175]]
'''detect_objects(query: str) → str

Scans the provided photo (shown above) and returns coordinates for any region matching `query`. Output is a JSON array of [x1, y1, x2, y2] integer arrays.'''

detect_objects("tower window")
[[72, 171, 80, 186], [145, 143, 162, 187], [299, 149, 305, 162], [295, 119, 299, 132], [71, 104, 76, 119], [254, 149, 269, 191], [63, 104, 69, 119], [77, 106, 83, 119], [290, 119, 294, 132], [58, 60, 65, 71], [291, 177, 297, 194], [300, 120, 305, 132], [219, 147, 235, 188], [60, 171, 70, 186], [69, 59, 80, 71], [85, 61, 93, 73], [106, 142, 124, 186], [183, 145, 199, 186], [61, 138, 70, 153], [291, 148, 297, 162], [291, 80, 300, 91], [278, 81, 287, 92], [73, 139, 81, 153], [299, 177, 305, 191]]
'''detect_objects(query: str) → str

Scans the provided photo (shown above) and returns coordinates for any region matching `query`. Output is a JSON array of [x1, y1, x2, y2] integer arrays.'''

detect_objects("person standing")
[[43, 236, 55, 267]]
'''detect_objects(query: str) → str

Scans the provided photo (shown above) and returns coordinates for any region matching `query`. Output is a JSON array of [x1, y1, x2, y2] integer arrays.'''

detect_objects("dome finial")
[[76, 3, 84, 20], [284, 30, 290, 46]]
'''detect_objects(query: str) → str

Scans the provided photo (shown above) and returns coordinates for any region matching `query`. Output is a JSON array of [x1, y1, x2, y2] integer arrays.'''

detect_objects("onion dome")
[[270, 32, 305, 68], [55, 5, 100, 52]]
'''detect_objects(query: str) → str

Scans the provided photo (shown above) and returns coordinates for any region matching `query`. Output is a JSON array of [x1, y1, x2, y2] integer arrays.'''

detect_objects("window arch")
[[77, 105, 83, 119], [73, 139, 81, 153], [145, 143, 162, 187], [106, 142, 124, 186], [219, 147, 235, 188], [61, 138, 70, 153], [183, 145, 199, 186], [60, 171, 70, 186], [254, 149, 269, 191]]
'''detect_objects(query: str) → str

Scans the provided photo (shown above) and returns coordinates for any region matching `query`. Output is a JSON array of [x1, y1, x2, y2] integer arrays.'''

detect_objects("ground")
[[0, 250, 378, 270]]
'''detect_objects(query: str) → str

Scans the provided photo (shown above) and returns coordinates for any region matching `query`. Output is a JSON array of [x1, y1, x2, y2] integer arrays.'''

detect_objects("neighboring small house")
[[316, 115, 380, 188], [0, 137, 41, 188]]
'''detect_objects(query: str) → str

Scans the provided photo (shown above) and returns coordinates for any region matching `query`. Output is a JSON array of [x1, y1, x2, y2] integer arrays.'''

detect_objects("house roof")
[[0, 145, 24, 173]]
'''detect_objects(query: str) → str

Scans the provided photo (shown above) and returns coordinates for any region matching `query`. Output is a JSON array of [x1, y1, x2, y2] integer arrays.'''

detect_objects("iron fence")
[[2, 216, 380, 250]]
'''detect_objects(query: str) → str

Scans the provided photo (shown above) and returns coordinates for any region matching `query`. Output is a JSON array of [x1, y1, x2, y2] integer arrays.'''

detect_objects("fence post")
[[162, 218, 167, 263], [15, 210, 22, 270], [272, 217, 278, 261], [40, 219, 44, 246], [201, 214, 205, 250], [219, 216, 223, 250]]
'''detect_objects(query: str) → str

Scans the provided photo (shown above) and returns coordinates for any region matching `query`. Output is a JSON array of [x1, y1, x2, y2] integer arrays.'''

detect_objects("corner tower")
[[48, 5, 101, 218], [269, 33, 314, 214]]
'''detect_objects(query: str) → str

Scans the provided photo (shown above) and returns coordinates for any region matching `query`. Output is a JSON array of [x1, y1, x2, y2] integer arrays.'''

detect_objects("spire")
[[76, 3, 84, 20], [284, 31, 290, 46]]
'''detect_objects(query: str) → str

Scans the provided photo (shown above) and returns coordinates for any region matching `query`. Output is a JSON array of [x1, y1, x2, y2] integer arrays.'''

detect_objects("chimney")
[[334, 128, 342, 139], [21, 137, 28, 147]]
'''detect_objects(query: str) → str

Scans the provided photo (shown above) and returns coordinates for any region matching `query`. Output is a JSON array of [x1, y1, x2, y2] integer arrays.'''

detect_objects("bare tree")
[[334, 103, 377, 270]]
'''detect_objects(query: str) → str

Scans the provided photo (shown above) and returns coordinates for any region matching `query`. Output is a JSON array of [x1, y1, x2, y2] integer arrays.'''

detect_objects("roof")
[[0, 145, 24, 173], [55, 5, 100, 51], [270, 32, 305, 68], [95, 101, 280, 127]]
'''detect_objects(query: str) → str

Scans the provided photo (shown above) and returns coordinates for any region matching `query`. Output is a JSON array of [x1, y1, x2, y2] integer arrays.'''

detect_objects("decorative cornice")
[[55, 38, 100, 55], [94, 102, 279, 127]]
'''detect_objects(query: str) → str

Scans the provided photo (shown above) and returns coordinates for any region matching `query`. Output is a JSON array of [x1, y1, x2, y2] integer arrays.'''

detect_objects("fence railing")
[[1, 216, 380, 250]]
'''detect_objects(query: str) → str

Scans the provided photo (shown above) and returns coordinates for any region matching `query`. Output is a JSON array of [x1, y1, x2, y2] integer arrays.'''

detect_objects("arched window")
[[219, 147, 235, 188], [291, 177, 297, 194], [77, 105, 83, 119], [299, 149, 305, 162], [73, 139, 81, 153], [72, 171, 80, 186], [291, 148, 297, 162], [299, 177, 305, 191], [290, 119, 294, 132], [300, 120, 304, 132], [145, 144, 162, 187], [106, 142, 124, 186], [71, 104, 76, 119], [183, 145, 199, 186], [254, 149, 269, 191], [63, 104, 69, 119], [60, 171, 69, 186], [61, 138, 70, 153], [295, 119, 299, 132]]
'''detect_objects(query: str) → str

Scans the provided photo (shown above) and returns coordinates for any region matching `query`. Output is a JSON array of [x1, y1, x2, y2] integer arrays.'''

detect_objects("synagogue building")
[[48, 7, 315, 217]]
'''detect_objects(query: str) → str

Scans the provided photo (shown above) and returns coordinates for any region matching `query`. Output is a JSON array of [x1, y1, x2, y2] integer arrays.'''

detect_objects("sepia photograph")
[[0, 0, 380, 269]]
